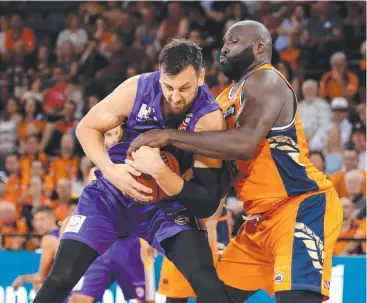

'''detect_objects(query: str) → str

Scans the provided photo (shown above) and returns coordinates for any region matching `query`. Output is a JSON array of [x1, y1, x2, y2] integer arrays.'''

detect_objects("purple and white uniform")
[[62, 71, 219, 254], [70, 238, 145, 301]]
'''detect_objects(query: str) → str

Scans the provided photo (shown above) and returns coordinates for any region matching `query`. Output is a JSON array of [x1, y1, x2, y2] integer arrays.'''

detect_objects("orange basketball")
[[133, 151, 180, 202]]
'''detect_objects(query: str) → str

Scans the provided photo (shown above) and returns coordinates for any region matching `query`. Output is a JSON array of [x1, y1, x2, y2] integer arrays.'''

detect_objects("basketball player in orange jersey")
[[129, 21, 343, 303]]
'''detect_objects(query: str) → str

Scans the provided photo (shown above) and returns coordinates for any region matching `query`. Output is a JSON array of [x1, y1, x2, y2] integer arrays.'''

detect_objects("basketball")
[[132, 151, 180, 202]]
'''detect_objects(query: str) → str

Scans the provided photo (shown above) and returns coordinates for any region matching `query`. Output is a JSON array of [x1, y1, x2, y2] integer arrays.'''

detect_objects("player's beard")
[[165, 85, 199, 129], [220, 45, 255, 82]]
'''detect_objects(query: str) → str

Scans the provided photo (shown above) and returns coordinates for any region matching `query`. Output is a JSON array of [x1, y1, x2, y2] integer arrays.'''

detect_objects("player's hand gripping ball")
[[127, 150, 180, 203]]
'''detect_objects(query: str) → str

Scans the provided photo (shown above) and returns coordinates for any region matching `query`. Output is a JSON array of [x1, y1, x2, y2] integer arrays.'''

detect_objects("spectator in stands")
[[275, 5, 307, 53], [40, 100, 77, 156], [331, 148, 366, 198], [56, 14, 88, 54], [22, 176, 51, 230], [334, 197, 366, 256], [52, 178, 72, 221], [356, 103, 366, 129], [0, 171, 15, 205], [223, 2, 250, 35], [351, 124, 366, 170], [279, 28, 306, 73], [134, 4, 158, 49], [309, 150, 326, 173], [156, 2, 189, 47], [345, 169, 366, 212], [72, 156, 93, 197], [20, 134, 48, 186], [55, 41, 78, 80], [93, 16, 114, 58], [49, 134, 79, 188], [94, 34, 145, 96], [330, 97, 353, 146], [6, 95, 22, 122], [299, 79, 331, 150], [211, 71, 230, 98], [78, 39, 109, 81], [17, 98, 45, 152], [21, 160, 53, 199], [4, 14, 36, 55], [79, 1, 106, 27], [0, 16, 8, 54], [320, 52, 359, 104], [0, 97, 20, 155], [276, 60, 300, 97], [359, 41, 366, 102], [4, 154, 21, 207], [325, 125, 343, 174], [33, 45, 51, 79], [306, 2, 342, 56], [0, 201, 28, 250]]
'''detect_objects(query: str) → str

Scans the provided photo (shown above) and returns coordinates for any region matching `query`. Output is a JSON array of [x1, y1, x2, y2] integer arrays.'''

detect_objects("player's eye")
[[180, 86, 190, 92], [165, 85, 173, 91]]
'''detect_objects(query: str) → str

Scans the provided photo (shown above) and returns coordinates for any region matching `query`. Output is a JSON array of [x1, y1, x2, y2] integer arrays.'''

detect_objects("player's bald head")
[[220, 20, 272, 81], [228, 20, 272, 49]]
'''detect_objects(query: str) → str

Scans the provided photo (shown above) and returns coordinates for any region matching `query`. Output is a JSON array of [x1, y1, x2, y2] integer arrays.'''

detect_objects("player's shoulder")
[[41, 233, 59, 249], [244, 67, 288, 94], [195, 110, 224, 132]]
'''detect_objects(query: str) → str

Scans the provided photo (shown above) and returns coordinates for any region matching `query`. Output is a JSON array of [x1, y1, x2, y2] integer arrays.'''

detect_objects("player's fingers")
[[127, 188, 152, 202], [131, 180, 153, 194], [124, 161, 141, 176]]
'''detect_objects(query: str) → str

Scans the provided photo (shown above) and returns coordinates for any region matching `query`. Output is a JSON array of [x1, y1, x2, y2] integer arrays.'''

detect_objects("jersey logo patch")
[[223, 104, 236, 120], [137, 104, 157, 122], [64, 215, 86, 234], [178, 113, 193, 131], [294, 222, 324, 275], [268, 135, 305, 166]]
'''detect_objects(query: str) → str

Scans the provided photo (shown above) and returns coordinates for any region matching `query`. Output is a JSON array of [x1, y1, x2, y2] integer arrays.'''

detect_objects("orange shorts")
[[158, 256, 196, 299], [216, 188, 342, 299]]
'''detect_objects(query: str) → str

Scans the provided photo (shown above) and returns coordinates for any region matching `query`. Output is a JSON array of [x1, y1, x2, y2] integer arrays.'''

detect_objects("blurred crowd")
[[0, 1, 365, 256]]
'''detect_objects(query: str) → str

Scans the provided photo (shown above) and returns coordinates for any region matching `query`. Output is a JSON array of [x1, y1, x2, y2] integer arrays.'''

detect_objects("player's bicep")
[[193, 110, 224, 168], [79, 76, 140, 133], [38, 236, 58, 279], [237, 70, 286, 147]]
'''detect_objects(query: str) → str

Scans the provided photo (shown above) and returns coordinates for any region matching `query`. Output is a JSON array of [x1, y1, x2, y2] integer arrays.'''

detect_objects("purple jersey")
[[62, 72, 219, 254], [70, 237, 145, 301], [48, 228, 59, 239]]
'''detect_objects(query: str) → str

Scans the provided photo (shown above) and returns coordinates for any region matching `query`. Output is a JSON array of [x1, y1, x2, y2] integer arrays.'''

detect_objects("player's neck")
[[232, 59, 270, 88]]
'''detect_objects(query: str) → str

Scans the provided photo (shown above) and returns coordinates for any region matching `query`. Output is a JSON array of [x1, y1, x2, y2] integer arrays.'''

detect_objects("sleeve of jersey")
[[173, 167, 222, 218]]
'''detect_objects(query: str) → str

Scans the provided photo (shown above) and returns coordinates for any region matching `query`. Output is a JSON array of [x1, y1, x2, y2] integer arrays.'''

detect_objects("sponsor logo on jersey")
[[178, 113, 193, 130], [137, 104, 158, 122], [224, 104, 235, 120], [274, 272, 285, 284], [174, 215, 190, 225]]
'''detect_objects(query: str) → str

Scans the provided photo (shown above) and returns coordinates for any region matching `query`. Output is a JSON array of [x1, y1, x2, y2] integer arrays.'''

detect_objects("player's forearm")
[[168, 129, 254, 160], [151, 165, 184, 196], [76, 122, 114, 171], [22, 273, 41, 283]]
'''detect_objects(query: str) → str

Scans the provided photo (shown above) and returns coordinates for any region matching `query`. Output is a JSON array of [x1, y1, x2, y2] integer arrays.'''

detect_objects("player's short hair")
[[32, 205, 54, 217], [159, 39, 202, 75]]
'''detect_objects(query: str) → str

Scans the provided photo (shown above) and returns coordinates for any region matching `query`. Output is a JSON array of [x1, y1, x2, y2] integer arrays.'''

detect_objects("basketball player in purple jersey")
[[33, 40, 234, 303], [12, 206, 59, 292], [68, 126, 155, 303]]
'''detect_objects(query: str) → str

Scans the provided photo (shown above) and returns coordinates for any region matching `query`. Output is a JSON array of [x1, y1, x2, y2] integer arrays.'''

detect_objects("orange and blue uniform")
[[158, 207, 231, 299], [215, 63, 342, 300]]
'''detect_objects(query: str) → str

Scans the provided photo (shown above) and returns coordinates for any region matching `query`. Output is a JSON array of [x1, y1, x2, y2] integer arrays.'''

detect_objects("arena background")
[[0, 1, 365, 302]]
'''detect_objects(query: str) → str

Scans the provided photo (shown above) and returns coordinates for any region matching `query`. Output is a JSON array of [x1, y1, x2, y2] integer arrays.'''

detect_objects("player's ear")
[[257, 39, 266, 55], [198, 68, 205, 86]]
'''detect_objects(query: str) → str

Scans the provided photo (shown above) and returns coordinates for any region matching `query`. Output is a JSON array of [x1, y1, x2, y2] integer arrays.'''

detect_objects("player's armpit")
[[38, 235, 59, 279]]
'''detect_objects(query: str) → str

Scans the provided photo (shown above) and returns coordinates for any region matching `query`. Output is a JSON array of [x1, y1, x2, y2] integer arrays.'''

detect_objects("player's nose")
[[172, 90, 181, 103]]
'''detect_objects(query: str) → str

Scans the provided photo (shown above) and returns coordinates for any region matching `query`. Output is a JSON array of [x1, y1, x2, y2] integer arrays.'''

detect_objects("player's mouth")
[[220, 55, 227, 64]]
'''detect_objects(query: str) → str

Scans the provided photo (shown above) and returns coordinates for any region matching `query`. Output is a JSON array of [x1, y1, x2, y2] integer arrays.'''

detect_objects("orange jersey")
[[217, 63, 333, 214], [20, 152, 49, 185], [17, 120, 46, 140], [49, 156, 79, 185], [0, 218, 28, 250]]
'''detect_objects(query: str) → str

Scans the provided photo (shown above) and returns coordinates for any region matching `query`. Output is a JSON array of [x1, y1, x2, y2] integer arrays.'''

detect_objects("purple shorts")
[[62, 170, 198, 254], [70, 237, 145, 301]]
